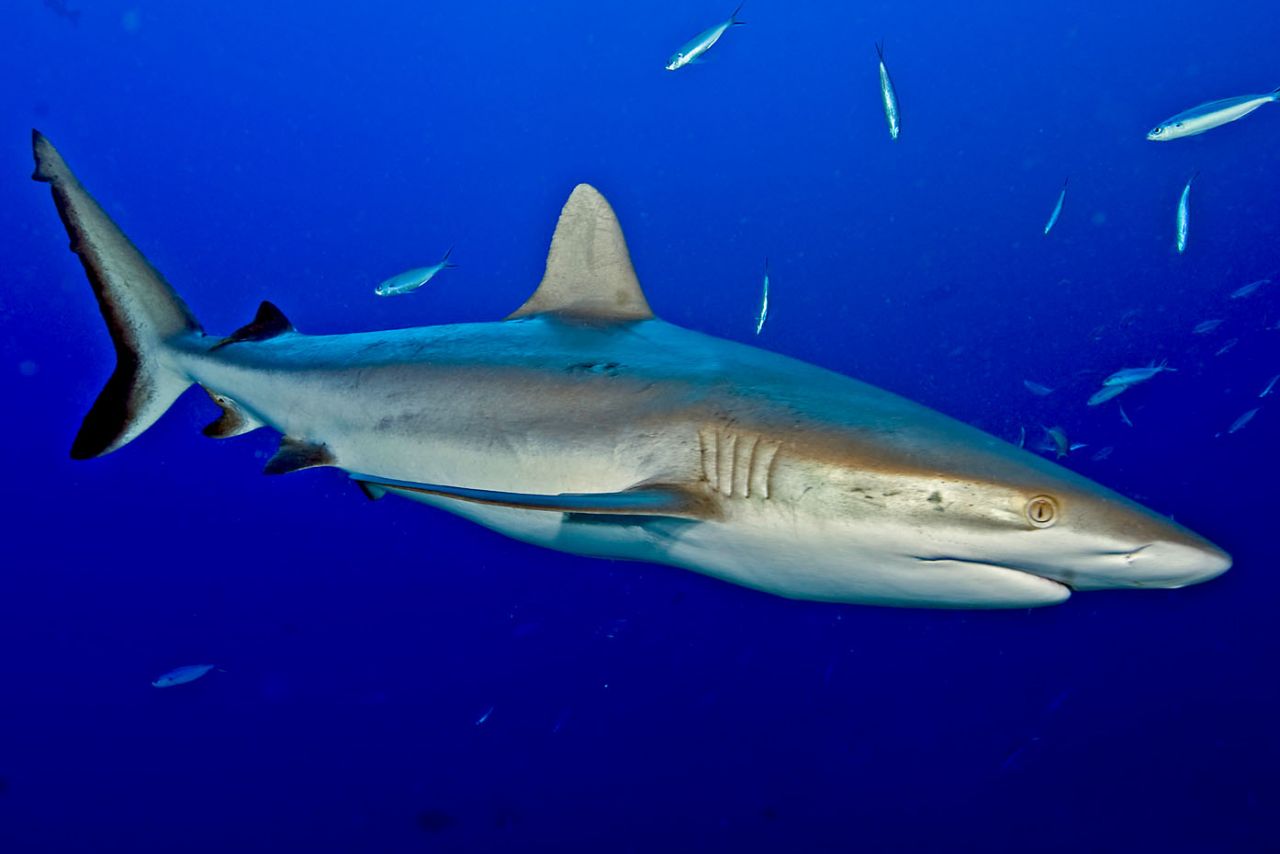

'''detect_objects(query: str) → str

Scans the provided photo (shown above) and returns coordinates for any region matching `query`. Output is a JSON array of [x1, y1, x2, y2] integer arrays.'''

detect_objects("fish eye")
[[1025, 495, 1058, 528], [1151, 127, 1163, 135]]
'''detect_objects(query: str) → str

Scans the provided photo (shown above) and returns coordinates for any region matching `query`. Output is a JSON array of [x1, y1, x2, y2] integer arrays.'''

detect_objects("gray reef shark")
[[31, 131, 1230, 608]]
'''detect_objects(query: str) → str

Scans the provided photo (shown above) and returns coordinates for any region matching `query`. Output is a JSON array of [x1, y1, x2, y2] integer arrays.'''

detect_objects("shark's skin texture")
[[32, 132, 1231, 609]]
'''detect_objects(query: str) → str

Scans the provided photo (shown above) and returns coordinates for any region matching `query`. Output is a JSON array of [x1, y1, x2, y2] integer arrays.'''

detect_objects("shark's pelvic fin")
[[264, 437, 335, 475], [202, 390, 265, 439], [356, 480, 387, 501], [349, 473, 712, 519], [212, 301, 294, 350], [31, 130, 204, 459], [507, 184, 654, 322]]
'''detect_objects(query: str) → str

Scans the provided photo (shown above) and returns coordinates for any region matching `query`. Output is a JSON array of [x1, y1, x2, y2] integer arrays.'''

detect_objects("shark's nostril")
[[1124, 544, 1152, 565]]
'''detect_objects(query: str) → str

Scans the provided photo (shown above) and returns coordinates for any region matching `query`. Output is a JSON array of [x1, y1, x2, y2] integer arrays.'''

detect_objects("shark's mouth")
[[914, 555, 1077, 592]]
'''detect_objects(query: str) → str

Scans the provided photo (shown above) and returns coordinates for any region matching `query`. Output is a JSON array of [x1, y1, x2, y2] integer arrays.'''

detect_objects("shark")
[[31, 130, 1231, 609]]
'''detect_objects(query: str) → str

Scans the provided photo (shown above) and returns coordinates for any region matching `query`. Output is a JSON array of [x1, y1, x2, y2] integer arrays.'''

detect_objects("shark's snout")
[[1126, 537, 1232, 588]]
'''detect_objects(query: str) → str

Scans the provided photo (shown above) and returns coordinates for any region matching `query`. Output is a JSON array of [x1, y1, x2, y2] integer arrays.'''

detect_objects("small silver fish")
[[1228, 407, 1259, 434], [1261, 374, 1279, 398], [1087, 383, 1131, 406], [754, 258, 769, 335], [1091, 445, 1114, 462], [1023, 379, 1055, 396], [152, 664, 219, 688], [1215, 337, 1238, 357], [666, 3, 744, 71], [475, 705, 494, 726], [1043, 178, 1068, 236], [1147, 87, 1280, 141], [1119, 403, 1133, 427], [1103, 360, 1175, 387], [1230, 279, 1270, 300], [1176, 173, 1195, 254], [1192, 319, 1223, 335], [375, 247, 456, 297], [876, 41, 900, 141], [1016, 425, 1026, 449]]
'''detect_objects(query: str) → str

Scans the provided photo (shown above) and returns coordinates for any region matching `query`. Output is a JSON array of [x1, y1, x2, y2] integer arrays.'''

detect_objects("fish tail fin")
[[442, 244, 458, 268], [875, 40, 885, 61], [32, 130, 205, 459], [730, 2, 745, 24], [1271, 84, 1280, 97]]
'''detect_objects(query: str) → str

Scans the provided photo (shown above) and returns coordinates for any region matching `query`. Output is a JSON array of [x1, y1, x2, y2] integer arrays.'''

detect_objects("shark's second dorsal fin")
[[212, 301, 294, 350], [507, 184, 654, 322]]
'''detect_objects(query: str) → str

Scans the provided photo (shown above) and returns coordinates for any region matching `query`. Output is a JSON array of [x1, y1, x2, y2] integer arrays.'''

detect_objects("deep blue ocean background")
[[2, 1, 1279, 850]]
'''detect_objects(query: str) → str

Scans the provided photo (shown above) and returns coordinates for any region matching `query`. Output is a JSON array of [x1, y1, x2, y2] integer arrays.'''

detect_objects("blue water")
[[3, 1, 1278, 850]]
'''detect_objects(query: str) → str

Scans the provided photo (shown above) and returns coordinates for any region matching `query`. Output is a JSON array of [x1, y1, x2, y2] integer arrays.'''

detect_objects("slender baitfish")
[[876, 41, 900, 140], [1148, 87, 1280, 141], [1228, 407, 1259, 435], [375, 247, 456, 297], [152, 664, 219, 688], [1103, 360, 1175, 388], [754, 258, 769, 335], [1087, 383, 1131, 406], [666, 3, 744, 71], [1192, 319, 1223, 335], [1176, 173, 1196, 254], [1230, 279, 1270, 300], [1043, 178, 1068, 236], [1260, 374, 1279, 399]]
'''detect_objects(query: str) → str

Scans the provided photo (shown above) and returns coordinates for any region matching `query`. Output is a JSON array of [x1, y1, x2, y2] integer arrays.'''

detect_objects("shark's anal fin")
[[350, 474, 713, 520], [202, 389, 264, 439], [212, 301, 294, 350], [506, 185, 654, 322], [264, 437, 334, 475]]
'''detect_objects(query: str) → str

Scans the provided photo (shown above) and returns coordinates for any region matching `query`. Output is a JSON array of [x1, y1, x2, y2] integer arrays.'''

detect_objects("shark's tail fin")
[[31, 130, 204, 459]]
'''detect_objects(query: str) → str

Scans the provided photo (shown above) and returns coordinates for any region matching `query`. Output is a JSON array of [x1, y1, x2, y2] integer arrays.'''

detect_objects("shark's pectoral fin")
[[264, 437, 334, 475], [212, 301, 294, 350], [506, 185, 655, 323], [202, 389, 264, 439], [349, 474, 713, 520]]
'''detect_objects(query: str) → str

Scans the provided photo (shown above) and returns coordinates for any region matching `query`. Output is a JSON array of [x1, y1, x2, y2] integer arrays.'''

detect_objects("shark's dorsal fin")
[[507, 184, 654, 322], [212, 301, 294, 350]]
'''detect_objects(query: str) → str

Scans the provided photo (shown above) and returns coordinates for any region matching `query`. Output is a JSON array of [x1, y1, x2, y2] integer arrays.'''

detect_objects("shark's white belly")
[[398, 490, 1070, 609]]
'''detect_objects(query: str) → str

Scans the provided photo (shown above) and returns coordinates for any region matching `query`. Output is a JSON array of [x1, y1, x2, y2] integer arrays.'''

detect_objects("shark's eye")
[[1026, 495, 1058, 528], [1152, 127, 1163, 135]]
